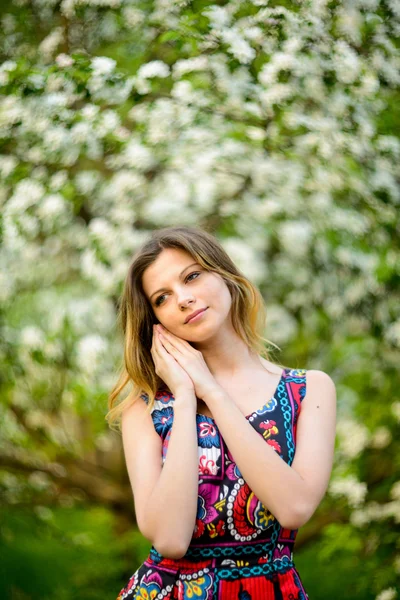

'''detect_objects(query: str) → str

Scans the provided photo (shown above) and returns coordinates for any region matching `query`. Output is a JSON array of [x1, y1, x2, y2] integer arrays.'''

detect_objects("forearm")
[[204, 387, 310, 529], [144, 392, 199, 558]]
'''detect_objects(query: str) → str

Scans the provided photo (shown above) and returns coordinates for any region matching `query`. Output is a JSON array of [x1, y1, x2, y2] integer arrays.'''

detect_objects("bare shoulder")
[[305, 369, 336, 393], [122, 391, 150, 423], [121, 391, 160, 449], [303, 369, 337, 412]]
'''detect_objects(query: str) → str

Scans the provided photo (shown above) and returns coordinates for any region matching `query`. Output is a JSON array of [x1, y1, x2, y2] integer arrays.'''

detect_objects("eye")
[[154, 295, 166, 307], [186, 271, 200, 282], [154, 272, 200, 307]]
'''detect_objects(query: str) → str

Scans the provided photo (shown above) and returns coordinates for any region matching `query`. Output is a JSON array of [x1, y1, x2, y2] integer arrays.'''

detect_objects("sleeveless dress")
[[117, 368, 309, 600]]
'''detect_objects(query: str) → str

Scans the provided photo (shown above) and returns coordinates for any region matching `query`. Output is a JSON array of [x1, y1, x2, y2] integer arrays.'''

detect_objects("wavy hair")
[[106, 225, 285, 432]]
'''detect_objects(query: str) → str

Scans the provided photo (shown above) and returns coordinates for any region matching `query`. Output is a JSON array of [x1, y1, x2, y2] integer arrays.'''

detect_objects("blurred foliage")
[[0, 505, 151, 599], [0, 0, 399, 598]]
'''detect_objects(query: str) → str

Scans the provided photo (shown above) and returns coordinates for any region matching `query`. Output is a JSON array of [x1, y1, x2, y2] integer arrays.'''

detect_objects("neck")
[[191, 324, 261, 379]]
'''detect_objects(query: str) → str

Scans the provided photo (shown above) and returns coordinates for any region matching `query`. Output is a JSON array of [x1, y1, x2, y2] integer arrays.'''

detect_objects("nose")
[[178, 294, 195, 310]]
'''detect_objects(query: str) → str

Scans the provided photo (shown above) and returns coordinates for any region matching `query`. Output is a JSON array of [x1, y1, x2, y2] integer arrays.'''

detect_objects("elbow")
[[170, 546, 189, 560], [139, 518, 189, 559], [153, 538, 188, 560], [278, 504, 314, 530]]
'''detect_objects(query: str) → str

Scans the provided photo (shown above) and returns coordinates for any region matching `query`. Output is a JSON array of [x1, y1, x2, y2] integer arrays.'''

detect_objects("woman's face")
[[142, 247, 233, 341]]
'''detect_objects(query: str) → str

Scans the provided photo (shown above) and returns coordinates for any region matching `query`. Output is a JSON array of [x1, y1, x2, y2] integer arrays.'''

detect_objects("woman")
[[108, 225, 336, 600]]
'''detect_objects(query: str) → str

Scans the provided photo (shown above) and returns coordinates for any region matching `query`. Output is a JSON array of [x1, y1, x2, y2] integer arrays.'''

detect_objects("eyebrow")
[[149, 263, 200, 300]]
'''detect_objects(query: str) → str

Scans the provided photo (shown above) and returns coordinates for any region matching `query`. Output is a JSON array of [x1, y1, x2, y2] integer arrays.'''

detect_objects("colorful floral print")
[[117, 369, 309, 599]]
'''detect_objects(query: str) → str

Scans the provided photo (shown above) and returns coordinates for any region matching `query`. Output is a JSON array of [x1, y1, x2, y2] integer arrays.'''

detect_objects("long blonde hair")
[[106, 225, 285, 432]]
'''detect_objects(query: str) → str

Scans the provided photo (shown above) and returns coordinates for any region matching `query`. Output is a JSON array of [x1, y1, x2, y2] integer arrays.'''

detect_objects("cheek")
[[207, 279, 232, 311], [205, 273, 229, 295], [222, 287, 233, 313]]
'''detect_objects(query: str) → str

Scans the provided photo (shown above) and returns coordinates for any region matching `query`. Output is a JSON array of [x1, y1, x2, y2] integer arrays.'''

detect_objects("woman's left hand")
[[155, 324, 221, 401]]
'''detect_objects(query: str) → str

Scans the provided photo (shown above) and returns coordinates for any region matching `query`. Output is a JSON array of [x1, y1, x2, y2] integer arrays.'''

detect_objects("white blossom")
[[370, 426, 392, 449], [76, 334, 108, 374], [0, 155, 17, 177], [122, 6, 145, 27], [55, 53, 74, 68], [349, 508, 369, 527], [37, 194, 70, 221], [49, 170, 68, 191], [384, 319, 400, 347], [122, 140, 156, 170], [106, 170, 146, 198], [278, 221, 313, 257], [335, 40, 361, 83], [80, 104, 100, 120], [0, 60, 17, 72], [264, 304, 298, 345], [91, 56, 116, 76], [388, 0, 400, 17], [170, 80, 197, 103], [336, 7, 363, 46], [20, 326, 46, 350], [97, 109, 120, 135], [203, 5, 231, 29], [137, 60, 170, 79], [39, 27, 64, 60], [220, 238, 267, 284], [391, 402, 400, 422], [221, 29, 256, 64], [172, 56, 209, 78], [336, 418, 370, 458], [259, 83, 294, 109], [390, 481, 400, 501], [0, 60, 17, 85], [75, 170, 101, 195], [376, 589, 397, 600], [70, 121, 92, 143], [243, 26, 264, 43], [329, 475, 368, 508], [42, 125, 69, 152], [80, 248, 116, 293], [6, 179, 45, 215], [89, 217, 113, 241]]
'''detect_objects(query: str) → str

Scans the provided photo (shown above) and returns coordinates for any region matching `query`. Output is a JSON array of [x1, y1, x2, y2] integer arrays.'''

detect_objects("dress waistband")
[[149, 543, 294, 578]]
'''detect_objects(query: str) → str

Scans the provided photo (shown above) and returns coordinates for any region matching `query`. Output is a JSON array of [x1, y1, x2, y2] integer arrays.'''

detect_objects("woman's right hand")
[[151, 325, 195, 397]]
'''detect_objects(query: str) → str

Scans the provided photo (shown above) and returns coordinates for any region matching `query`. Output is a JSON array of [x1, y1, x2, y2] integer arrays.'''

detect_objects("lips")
[[185, 308, 207, 324]]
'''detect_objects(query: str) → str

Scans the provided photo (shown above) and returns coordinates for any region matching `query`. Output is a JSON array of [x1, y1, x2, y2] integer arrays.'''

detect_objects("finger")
[[158, 328, 192, 354], [154, 331, 173, 357], [152, 331, 164, 357], [159, 334, 180, 356]]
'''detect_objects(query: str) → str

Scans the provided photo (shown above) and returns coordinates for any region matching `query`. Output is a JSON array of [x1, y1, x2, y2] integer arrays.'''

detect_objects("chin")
[[188, 327, 219, 343]]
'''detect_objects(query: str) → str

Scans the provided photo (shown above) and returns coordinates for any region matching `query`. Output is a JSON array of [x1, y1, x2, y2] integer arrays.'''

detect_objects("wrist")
[[200, 383, 225, 404], [173, 387, 196, 404], [173, 398, 197, 418], [174, 385, 195, 395]]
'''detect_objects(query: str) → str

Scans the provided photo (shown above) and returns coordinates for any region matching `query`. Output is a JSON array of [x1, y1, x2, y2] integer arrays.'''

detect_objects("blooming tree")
[[1, 0, 399, 597]]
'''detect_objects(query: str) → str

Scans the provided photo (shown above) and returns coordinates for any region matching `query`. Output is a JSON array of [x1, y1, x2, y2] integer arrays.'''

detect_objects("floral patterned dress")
[[117, 368, 309, 600]]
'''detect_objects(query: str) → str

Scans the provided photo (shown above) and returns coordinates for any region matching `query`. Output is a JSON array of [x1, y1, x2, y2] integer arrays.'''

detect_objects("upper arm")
[[121, 393, 163, 541], [291, 370, 337, 519]]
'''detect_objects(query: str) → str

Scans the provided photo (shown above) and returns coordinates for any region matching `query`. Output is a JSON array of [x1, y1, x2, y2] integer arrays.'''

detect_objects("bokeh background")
[[1, 1, 399, 599]]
